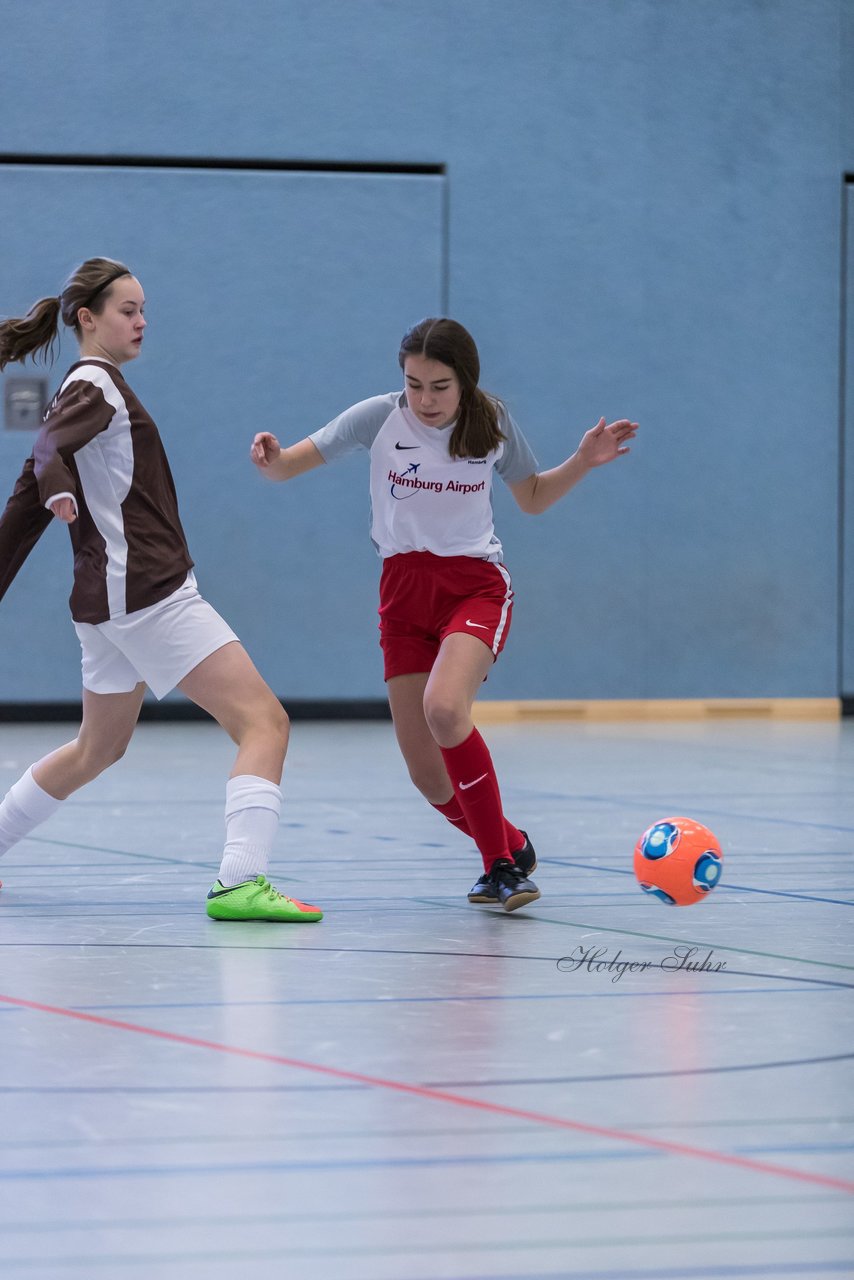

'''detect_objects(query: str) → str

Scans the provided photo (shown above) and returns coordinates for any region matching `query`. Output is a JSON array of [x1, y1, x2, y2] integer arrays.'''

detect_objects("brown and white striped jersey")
[[0, 359, 193, 623]]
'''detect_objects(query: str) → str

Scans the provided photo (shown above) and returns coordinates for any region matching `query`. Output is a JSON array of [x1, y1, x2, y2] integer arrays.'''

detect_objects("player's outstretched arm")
[[250, 434, 325, 482], [0, 460, 55, 605], [508, 417, 638, 515]]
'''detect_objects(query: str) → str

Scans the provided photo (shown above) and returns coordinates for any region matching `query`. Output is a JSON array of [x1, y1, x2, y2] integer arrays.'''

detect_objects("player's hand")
[[578, 417, 638, 468], [251, 432, 282, 469], [48, 497, 77, 523]]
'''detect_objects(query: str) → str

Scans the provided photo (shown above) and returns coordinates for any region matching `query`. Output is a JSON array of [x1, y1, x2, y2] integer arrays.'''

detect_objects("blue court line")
[[0, 1188, 837, 1224], [0, 1148, 660, 1181], [2, 881, 851, 899], [0, 1084, 361, 1094], [545, 851, 854, 861], [409, 1264, 854, 1279], [1, 937, 852, 989], [3, 1125, 849, 1154], [0, 983, 835, 1016], [23, 836, 217, 869], [3, 896, 852, 916], [425, 1050, 854, 1090], [508, 786, 854, 836], [1, 1056, 851, 1095], [14, 854, 854, 874], [5, 906, 199, 914], [105, 894, 854, 910], [3, 897, 849, 917], [10, 1069, 853, 1099], [735, 1141, 854, 1155], [545, 859, 854, 906], [9, 862, 851, 898], [3, 1245, 850, 1275]]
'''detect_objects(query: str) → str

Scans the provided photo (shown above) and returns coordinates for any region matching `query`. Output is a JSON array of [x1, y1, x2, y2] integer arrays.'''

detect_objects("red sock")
[[432, 796, 524, 856], [432, 797, 473, 838], [504, 817, 525, 856], [439, 728, 519, 872]]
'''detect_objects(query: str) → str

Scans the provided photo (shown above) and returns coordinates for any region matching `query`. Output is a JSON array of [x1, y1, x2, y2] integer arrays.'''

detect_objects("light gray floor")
[[0, 715, 852, 1280]]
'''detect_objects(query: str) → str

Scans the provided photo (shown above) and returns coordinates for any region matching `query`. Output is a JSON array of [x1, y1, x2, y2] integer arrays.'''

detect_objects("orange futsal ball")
[[633, 816, 723, 906]]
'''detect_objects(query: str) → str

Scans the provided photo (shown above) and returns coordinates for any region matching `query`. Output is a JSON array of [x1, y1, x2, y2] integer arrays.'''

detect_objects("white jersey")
[[309, 393, 538, 561]]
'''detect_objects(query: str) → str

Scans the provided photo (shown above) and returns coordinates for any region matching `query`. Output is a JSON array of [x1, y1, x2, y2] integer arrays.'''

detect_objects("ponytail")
[[449, 386, 506, 461], [0, 256, 131, 372], [0, 296, 61, 372]]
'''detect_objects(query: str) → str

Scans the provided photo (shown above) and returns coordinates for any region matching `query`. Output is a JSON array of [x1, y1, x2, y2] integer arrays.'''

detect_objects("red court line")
[[2, 992, 853, 1195]]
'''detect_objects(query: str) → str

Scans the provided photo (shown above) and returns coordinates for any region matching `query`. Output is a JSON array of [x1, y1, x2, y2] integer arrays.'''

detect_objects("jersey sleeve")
[[0, 457, 54, 605], [495, 408, 539, 483], [33, 378, 116, 509], [308, 393, 399, 462]]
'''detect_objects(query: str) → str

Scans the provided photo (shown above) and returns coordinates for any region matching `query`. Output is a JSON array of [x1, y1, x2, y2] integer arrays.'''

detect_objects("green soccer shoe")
[[206, 874, 323, 922]]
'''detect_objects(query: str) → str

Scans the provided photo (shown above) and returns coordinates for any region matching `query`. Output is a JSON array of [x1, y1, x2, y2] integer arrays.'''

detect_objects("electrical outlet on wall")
[[4, 377, 48, 430]]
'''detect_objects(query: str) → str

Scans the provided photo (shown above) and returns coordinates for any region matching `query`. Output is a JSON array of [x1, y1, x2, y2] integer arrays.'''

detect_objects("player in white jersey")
[[0, 257, 322, 922], [252, 318, 637, 911]]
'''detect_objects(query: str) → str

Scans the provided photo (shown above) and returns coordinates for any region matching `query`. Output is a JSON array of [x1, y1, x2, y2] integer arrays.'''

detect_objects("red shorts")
[[379, 551, 514, 680]]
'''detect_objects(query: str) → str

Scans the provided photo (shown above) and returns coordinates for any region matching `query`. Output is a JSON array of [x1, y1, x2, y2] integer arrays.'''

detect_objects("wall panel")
[[0, 164, 444, 700]]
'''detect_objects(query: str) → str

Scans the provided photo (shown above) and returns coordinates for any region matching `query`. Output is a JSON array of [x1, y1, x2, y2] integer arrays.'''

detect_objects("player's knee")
[[261, 699, 290, 750], [423, 693, 466, 744], [406, 760, 448, 800], [77, 734, 130, 776], [276, 704, 290, 749]]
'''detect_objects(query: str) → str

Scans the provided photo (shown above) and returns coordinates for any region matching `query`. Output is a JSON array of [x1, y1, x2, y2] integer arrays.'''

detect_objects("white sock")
[[217, 775, 282, 887], [0, 767, 63, 858]]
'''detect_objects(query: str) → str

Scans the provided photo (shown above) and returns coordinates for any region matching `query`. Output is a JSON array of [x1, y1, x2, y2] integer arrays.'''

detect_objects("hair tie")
[[80, 270, 130, 312]]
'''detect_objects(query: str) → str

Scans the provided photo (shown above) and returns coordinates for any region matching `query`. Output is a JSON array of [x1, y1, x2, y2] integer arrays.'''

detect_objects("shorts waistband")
[[382, 550, 503, 567]]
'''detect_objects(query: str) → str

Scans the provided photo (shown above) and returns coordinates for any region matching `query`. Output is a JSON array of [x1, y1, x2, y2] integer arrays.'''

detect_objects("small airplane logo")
[[390, 462, 420, 500]]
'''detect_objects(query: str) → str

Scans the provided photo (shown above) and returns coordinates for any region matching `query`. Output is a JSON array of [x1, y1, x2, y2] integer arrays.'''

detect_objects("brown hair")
[[0, 257, 132, 371], [398, 317, 506, 459]]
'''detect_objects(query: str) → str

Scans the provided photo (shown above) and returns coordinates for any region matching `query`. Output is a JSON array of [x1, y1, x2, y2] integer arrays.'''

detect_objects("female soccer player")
[[0, 257, 321, 922], [251, 317, 637, 911]]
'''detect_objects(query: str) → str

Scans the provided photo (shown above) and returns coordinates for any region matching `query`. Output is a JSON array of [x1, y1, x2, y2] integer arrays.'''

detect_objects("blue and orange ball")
[[634, 817, 723, 906]]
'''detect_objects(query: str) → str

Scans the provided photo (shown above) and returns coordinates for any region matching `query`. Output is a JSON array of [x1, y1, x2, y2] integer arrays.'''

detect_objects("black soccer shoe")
[[472, 858, 541, 912], [468, 836, 539, 906], [468, 871, 500, 904], [512, 831, 537, 877], [490, 858, 541, 911]]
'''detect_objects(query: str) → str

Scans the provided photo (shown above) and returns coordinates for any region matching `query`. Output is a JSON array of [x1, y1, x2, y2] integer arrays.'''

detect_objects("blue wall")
[[0, 0, 850, 702]]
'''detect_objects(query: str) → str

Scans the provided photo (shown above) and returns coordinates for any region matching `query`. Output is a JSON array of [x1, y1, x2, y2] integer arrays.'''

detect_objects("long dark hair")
[[0, 257, 132, 371], [398, 317, 506, 459]]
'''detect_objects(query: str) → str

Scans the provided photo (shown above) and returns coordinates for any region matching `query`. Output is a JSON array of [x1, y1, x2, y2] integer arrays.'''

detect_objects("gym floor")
[[1, 714, 852, 1280]]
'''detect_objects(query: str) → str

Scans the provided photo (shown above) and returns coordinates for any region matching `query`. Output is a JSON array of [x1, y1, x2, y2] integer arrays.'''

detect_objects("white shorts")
[[74, 573, 239, 700]]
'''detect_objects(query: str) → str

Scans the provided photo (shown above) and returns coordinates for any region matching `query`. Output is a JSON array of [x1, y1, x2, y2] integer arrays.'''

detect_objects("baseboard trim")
[[0, 699, 393, 723], [472, 697, 841, 722]]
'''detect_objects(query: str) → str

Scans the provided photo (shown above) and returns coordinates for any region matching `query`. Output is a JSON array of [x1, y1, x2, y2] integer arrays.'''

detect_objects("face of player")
[[78, 275, 146, 365], [403, 354, 462, 428]]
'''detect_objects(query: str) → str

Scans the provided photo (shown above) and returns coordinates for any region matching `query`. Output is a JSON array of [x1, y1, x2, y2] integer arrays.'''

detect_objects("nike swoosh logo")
[[466, 620, 489, 630], [395, 442, 420, 450], [459, 772, 488, 790], [206, 885, 234, 899]]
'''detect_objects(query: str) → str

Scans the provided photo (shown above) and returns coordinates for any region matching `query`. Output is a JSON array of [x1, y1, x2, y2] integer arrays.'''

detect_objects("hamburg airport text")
[[388, 469, 486, 494]]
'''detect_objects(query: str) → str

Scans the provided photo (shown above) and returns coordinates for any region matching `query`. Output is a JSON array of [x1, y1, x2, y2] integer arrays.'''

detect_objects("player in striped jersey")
[[0, 258, 322, 922], [252, 317, 638, 911]]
